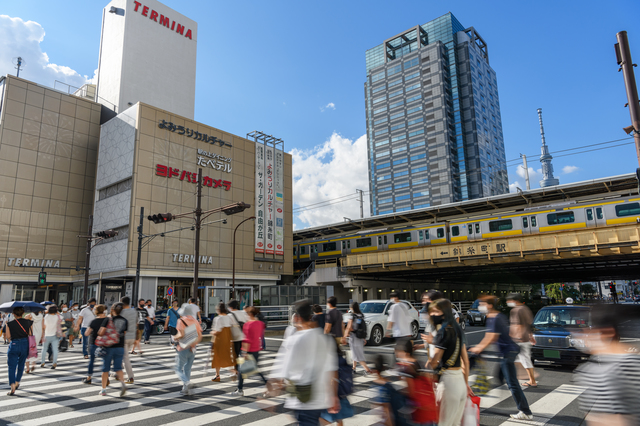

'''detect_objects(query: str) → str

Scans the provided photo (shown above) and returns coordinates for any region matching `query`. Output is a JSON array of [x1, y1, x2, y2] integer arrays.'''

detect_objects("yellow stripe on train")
[[351, 246, 379, 253], [539, 223, 587, 233], [388, 242, 419, 249], [481, 229, 523, 238], [606, 217, 640, 225], [319, 250, 342, 256]]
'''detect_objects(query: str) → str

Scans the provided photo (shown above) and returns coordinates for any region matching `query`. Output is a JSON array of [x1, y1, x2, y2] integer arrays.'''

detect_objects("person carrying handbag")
[[41, 305, 62, 369], [96, 303, 128, 397], [232, 306, 267, 397], [5, 306, 34, 396]]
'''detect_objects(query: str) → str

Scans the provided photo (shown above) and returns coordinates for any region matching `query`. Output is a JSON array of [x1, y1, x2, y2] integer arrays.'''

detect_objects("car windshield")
[[360, 302, 387, 314], [533, 308, 590, 328]]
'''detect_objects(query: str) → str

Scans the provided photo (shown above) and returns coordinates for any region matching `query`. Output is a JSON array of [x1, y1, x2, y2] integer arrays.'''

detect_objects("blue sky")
[[1, 0, 640, 229]]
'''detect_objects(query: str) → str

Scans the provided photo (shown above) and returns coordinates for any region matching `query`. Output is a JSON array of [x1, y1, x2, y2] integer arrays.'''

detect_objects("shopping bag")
[[237, 354, 259, 376], [461, 396, 481, 426], [28, 335, 38, 359], [471, 358, 490, 396]]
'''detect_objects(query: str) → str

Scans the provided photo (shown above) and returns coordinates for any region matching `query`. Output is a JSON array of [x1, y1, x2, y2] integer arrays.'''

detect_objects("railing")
[[294, 261, 315, 286], [52, 80, 118, 112]]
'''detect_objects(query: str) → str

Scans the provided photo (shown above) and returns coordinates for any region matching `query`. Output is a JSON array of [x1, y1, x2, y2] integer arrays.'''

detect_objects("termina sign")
[[133, 1, 194, 40]]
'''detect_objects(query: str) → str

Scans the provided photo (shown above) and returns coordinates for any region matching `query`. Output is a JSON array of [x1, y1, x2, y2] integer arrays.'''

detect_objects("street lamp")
[[232, 216, 255, 299]]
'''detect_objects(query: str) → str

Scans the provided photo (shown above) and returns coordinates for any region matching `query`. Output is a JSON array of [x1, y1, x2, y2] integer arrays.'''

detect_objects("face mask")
[[431, 315, 444, 325], [478, 305, 488, 314], [89, 304, 95, 309], [63, 308, 68, 312], [73, 307, 78, 311], [507, 302, 516, 308]]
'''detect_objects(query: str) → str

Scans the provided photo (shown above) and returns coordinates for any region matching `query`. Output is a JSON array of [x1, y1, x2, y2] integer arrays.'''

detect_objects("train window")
[[615, 202, 640, 217], [531, 216, 537, 227], [586, 209, 594, 221], [475, 223, 480, 234], [384, 235, 387, 244], [394, 233, 412, 243], [424, 230, 429, 239], [451, 226, 460, 237], [596, 208, 603, 220], [356, 238, 372, 248], [547, 212, 575, 225], [468, 224, 473, 234], [437, 228, 444, 238], [293, 247, 297, 256], [489, 219, 513, 232], [419, 231, 423, 241], [342, 241, 345, 250], [300, 246, 306, 255], [523, 217, 528, 228], [314, 245, 318, 253], [378, 236, 382, 245], [323, 242, 337, 252]]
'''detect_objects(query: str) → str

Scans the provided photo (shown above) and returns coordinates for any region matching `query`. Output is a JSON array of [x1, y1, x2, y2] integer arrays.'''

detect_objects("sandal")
[[84, 355, 89, 359], [211, 375, 220, 382], [130, 351, 137, 355], [522, 382, 538, 387]]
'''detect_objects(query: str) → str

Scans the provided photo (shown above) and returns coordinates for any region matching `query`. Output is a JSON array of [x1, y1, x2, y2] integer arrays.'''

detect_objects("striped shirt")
[[574, 353, 640, 416]]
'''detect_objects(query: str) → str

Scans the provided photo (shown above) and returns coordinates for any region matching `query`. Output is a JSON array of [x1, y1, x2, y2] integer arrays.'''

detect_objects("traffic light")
[[38, 271, 47, 285], [148, 213, 173, 224], [222, 202, 251, 215], [96, 230, 118, 238]]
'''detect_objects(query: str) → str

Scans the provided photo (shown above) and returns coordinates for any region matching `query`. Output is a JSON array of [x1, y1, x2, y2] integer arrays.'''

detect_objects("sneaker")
[[510, 411, 533, 420], [125, 379, 134, 385], [99, 389, 107, 396], [120, 385, 127, 397], [180, 384, 191, 396], [363, 370, 371, 377], [82, 378, 92, 385], [231, 389, 244, 397]]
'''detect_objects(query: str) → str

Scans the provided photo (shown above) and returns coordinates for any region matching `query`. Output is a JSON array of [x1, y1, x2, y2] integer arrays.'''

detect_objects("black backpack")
[[230, 311, 245, 331], [353, 314, 367, 339]]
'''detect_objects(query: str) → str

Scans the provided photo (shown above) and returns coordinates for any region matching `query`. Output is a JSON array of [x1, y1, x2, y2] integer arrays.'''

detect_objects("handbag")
[[56, 315, 64, 338], [178, 318, 199, 349], [237, 353, 259, 376], [286, 333, 319, 403], [16, 319, 37, 359], [461, 396, 481, 426], [95, 318, 120, 347]]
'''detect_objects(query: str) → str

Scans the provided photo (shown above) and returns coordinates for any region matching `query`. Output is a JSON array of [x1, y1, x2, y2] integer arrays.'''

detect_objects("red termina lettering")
[[149, 10, 158, 21], [176, 23, 184, 35], [142, 5, 149, 16], [159, 15, 170, 27], [133, 1, 141, 12], [185, 29, 192, 39]]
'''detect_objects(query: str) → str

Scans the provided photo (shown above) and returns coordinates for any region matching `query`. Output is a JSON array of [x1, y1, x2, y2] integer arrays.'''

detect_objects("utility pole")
[[356, 189, 364, 219], [615, 31, 640, 167], [83, 215, 93, 305], [520, 154, 531, 190], [134, 206, 144, 304], [192, 169, 203, 300]]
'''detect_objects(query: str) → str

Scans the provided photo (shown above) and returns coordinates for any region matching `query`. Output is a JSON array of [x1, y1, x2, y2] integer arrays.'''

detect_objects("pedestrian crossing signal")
[[38, 271, 47, 285]]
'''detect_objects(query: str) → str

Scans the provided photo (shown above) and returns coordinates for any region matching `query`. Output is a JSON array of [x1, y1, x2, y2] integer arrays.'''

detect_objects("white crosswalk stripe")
[[0, 342, 587, 426]]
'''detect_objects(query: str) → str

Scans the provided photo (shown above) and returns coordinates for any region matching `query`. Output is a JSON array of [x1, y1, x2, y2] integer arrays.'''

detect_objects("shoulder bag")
[[286, 332, 319, 403], [228, 312, 244, 341], [178, 318, 199, 349], [95, 318, 120, 347], [16, 319, 38, 359]]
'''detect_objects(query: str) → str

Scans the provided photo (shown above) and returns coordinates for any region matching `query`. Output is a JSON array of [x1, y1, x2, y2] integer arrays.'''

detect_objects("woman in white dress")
[[342, 302, 372, 375], [24, 310, 43, 373]]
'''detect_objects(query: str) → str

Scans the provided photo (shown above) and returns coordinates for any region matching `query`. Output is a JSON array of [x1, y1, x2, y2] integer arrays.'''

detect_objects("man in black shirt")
[[133, 299, 148, 355], [324, 296, 343, 345]]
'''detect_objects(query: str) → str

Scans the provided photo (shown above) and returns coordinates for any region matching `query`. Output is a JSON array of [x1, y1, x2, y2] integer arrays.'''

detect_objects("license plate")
[[543, 350, 561, 359], [475, 317, 481, 321]]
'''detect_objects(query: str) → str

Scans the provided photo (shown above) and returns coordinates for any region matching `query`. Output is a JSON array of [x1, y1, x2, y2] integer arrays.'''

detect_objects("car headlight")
[[569, 338, 585, 348]]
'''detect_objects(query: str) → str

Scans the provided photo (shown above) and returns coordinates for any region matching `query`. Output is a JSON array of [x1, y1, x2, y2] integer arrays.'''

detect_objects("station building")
[[0, 0, 293, 310]]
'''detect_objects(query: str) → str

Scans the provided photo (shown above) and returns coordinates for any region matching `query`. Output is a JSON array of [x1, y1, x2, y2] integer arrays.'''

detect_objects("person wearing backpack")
[[227, 300, 248, 381], [320, 341, 355, 425], [341, 302, 372, 376], [97, 303, 128, 397], [82, 304, 106, 385]]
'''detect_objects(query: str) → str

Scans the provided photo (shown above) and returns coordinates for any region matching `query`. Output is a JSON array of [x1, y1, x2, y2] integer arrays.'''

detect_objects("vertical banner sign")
[[265, 146, 275, 255], [274, 150, 285, 256], [254, 144, 265, 254]]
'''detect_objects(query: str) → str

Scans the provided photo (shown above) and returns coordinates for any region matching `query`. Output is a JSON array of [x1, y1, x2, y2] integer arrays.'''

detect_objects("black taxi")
[[531, 305, 591, 366]]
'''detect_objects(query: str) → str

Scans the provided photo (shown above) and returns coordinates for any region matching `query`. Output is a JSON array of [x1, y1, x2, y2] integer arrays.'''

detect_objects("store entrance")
[[157, 280, 195, 309]]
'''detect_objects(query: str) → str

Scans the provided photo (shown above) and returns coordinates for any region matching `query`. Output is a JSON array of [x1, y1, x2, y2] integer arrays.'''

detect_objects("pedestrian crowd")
[[3, 292, 639, 426]]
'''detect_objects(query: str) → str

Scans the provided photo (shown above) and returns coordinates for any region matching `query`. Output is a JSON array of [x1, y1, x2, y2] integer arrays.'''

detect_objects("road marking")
[[497, 384, 585, 426]]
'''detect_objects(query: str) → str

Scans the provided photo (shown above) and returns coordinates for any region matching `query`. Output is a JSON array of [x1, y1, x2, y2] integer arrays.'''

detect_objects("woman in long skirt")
[[24, 310, 43, 373], [210, 302, 235, 382], [342, 302, 372, 375]]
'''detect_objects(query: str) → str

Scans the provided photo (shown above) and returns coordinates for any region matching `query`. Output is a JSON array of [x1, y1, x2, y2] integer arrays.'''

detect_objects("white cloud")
[[515, 165, 542, 183], [0, 15, 92, 90], [320, 102, 336, 112], [291, 133, 370, 228], [509, 181, 522, 193], [562, 165, 579, 174]]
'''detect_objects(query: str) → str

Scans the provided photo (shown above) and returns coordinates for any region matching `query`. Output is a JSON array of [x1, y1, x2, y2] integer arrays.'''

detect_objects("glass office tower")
[[365, 13, 508, 215]]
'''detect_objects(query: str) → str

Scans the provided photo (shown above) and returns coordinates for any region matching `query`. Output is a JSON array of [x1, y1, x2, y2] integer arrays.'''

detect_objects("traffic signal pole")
[[192, 169, 203, 300], [83, 215, 93, 305], [134, 206, 144, 304]]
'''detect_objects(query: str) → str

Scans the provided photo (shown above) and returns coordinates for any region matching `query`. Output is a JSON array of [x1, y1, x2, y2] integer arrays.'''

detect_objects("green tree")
[[545, 283, 564, 302], [580, 283, 595, 296]]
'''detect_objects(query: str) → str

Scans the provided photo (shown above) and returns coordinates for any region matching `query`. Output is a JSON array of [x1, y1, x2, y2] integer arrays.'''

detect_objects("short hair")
[[71, 303, 79, 307], [12, 307, 25, 317], [294, 299, 313, 322], [121, 297, 130, 305], [507, 293, 523, 303], [217, 302, 228, 314], [397, 338, 413, 356], [94, 304, 106, 315], [327, 296, 337, 307], [373, 354, 386, 373], [48, 305, 58, 314], [228, 300, 240, 310], [138, 299, 145, 303], [146, 299, 152, 303], [112, 302, 123, 316], [312, 304, 323, 313], [188, 297, 197, 304], [389, 291, 399, 299], [88, 298, 97, 304], [479, 295, 499, 309], [172, 299, 179, 305], [425, 290, 444, 301]]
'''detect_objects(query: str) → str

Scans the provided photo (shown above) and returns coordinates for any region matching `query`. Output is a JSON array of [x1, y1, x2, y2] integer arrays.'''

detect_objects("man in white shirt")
[[281, 300, 339, 424], [188, 297, 202, 323], [144, 300, 156, 344], [75, 298, 96, 359], [385, 292, 412, 350], [227, 299, 248, 386]]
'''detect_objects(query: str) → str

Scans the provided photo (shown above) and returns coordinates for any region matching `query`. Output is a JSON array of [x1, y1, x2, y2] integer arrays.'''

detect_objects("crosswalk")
[[0, 342, 586, 426]]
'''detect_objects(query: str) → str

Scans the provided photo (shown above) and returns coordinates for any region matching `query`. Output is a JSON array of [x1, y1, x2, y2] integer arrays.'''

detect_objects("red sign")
[[277, 208, 282, 213], [167, 287, 174, 296], [133, 1, 193, 40], [156, 164, 231, 191]]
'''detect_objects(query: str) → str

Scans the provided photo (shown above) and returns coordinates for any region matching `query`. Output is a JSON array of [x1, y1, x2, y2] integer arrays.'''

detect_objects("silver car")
[[342, 300, 420, 346]]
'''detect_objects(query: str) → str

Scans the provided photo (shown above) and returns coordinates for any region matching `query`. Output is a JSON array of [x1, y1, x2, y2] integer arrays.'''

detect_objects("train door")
[[594, 206, 606, 227], [377, 235, 388, 250], [522, 216, 532, 234], [467, 222, 482, 240], [529, 216, 538, 233], [341, 239, 352, 255], [584, 208, 597, 228]]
